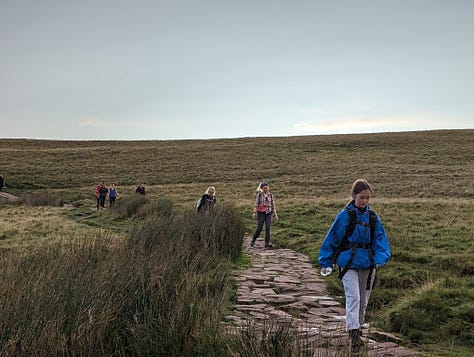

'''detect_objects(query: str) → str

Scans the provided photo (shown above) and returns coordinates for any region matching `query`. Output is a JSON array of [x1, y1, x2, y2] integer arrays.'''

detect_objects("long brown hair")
[[346, 179, 373, 207]]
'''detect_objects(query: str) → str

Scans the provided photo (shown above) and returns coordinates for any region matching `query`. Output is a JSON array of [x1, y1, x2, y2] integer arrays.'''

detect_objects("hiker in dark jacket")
[[318, 179, 390, 352], [98, 182, 108, 209], [196, 186, 216, 212], [135, 183, 146, 195]]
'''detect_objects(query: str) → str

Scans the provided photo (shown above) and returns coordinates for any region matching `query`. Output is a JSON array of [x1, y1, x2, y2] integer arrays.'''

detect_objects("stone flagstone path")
[[224, 236, 421, 356]]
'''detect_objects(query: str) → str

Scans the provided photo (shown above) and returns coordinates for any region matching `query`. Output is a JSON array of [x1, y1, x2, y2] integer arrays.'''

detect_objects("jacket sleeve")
[[318, 210, 349, 268], [372, 215, 391, 266]]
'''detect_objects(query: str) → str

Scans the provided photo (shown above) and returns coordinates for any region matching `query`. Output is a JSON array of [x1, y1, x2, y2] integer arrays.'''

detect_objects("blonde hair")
[[256, 181, 269, 193], [205, 186, 216, 196]]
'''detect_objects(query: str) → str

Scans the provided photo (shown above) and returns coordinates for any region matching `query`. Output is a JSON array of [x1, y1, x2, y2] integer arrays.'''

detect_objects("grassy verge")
[[0, 199, 247, 355]]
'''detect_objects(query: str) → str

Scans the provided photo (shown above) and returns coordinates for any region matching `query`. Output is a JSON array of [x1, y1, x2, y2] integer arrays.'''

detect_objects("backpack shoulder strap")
[[333, 207, 356, 264], [345, 208, 376, 242], [366, 209, 378, 289], [368, 210, 377, 242], [196, 197, 202, 209], [336, 208, 369, 280], [345, 208, 357, 240]]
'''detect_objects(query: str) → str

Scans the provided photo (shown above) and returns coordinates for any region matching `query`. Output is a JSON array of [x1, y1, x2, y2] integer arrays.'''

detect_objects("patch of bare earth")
[[0, 191, 19, 202]]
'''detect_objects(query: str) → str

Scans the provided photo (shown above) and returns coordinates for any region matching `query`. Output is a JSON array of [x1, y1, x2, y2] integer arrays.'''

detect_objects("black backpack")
[[333, 208, 377, 284], [196, 197, 203, 211], [99, 186, 108, 196]]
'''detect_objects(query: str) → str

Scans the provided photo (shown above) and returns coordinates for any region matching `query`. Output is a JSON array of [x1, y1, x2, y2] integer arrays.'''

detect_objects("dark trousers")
[[99, 196, 106, 208], [252, 212, 273, 245], [109, 196, 116, 206]]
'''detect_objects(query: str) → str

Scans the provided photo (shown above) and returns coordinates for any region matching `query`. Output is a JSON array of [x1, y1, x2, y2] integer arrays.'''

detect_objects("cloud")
[[294, 114, 462, 134]]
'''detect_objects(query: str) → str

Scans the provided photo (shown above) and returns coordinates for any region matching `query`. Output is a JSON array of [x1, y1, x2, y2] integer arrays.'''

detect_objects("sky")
[[1, 0, 473, 140]]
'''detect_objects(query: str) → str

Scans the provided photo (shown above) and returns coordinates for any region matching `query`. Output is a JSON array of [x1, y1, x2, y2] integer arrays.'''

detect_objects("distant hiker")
[[135, 183, 146, 195], [109, 183, 118, 207], [97, 182, 108, 209], [196, 186, 217, 213], [0, 174, 4, 191], [318, 179, 390, 353], [250, 181, 278, 248]]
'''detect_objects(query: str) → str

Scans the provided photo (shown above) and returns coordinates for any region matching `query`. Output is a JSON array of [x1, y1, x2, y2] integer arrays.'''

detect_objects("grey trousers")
[[342, 268, 376, 331]]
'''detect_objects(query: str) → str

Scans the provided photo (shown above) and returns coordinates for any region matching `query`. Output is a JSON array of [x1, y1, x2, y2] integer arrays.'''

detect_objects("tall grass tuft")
[[111, 195, 149, 218], [387, 276, 474, 347], [19, 191, 63, 207], [227, 321, 304, 356], [0, 199, 246, 355]]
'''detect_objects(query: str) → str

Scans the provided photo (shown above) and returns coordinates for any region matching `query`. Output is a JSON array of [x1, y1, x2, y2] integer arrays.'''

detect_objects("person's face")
[[208, 188, 215, 195], [352, 188, 371, 210], [262, 185, 269, 193]]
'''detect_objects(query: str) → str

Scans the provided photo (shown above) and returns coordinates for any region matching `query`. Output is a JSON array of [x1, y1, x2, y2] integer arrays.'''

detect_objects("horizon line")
[[0, 128, 472, 142]]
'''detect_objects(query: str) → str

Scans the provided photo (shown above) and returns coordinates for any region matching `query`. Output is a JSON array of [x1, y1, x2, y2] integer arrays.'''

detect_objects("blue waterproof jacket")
[[318, 203, 390, 270]]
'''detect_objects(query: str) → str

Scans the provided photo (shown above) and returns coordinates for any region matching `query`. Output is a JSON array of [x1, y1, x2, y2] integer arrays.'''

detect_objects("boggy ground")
[[224, 236, 422, 357]]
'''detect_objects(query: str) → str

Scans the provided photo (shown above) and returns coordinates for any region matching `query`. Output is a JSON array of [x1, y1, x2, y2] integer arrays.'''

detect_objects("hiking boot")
[[250, 240, 255, 247], [264, 243, 273, 248], [349, 329, 363, 352]]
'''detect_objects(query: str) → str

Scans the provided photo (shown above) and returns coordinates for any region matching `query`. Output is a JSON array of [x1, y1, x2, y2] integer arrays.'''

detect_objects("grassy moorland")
[[0, 129, 473, 356]]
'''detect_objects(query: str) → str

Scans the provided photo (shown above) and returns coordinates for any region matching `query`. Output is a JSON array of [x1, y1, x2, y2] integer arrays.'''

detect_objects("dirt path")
[[0, 191, 20, 202], [224, 236, 421, 356]]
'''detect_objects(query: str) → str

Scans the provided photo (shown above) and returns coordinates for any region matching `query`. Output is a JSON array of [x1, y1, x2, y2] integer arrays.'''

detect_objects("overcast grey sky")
[[1, 0, 473, 140]]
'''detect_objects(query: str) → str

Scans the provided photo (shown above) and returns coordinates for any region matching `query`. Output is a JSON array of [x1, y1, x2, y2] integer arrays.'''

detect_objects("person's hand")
[[274, 213, 279, 220], [252, 212, 256, 219], [320, 267, 332, 276]]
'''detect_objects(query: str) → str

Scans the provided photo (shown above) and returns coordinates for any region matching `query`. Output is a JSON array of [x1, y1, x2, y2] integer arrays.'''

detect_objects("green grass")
[[1, 129, 473, 356], [0, 200, 247, 356]]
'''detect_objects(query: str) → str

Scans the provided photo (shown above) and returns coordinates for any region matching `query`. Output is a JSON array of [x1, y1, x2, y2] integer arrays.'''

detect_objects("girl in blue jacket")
[[318, 179, 390, 351]]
